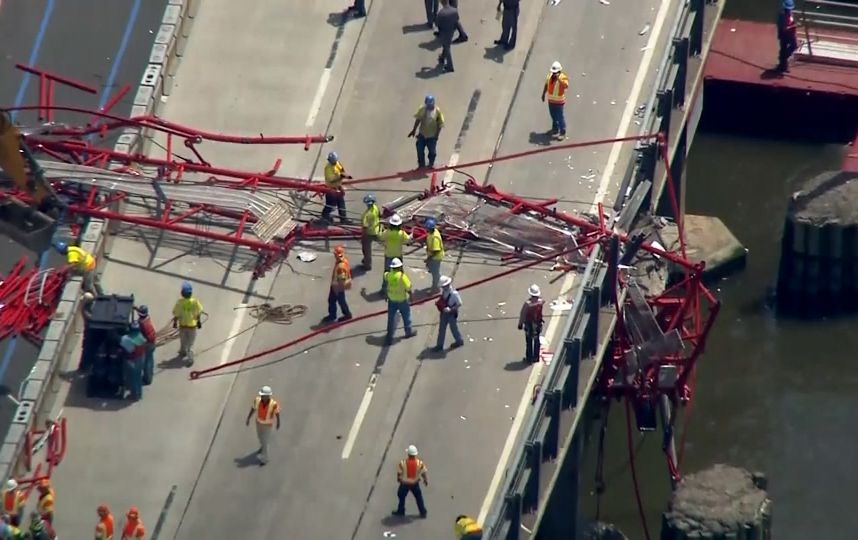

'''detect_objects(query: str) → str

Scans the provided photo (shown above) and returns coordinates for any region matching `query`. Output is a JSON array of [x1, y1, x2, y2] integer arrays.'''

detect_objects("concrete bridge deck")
[[1, 0, 720, 538]]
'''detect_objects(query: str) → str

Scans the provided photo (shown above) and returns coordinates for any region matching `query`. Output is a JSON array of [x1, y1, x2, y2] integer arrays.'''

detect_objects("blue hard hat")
[[363, 194, 376, 204], [54, 241, 68, 255], [181, 281, 193, 295], [424, 217, 437, 229], [425, 94, 435, 107], [136, 305, 149, 316], [783, 0, 794, 8], [327, 152, 338, 164]]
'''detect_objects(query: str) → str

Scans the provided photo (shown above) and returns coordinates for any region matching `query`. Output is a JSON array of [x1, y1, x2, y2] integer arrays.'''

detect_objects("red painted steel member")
[[518, 284, 545, 363], [776, 0, 798, 72]]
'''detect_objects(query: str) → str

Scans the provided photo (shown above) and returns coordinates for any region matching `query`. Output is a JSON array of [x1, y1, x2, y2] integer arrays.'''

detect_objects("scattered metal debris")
[[297, 251, 317, 262], [639, 23, 651, 36]]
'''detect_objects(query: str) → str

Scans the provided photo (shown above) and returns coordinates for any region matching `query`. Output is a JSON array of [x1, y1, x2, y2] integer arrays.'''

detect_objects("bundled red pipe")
[[0, 257, 69, 345]]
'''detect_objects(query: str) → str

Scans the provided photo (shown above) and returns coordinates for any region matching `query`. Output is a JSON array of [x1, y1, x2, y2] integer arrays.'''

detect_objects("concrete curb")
[[0, 0, 197, 482]]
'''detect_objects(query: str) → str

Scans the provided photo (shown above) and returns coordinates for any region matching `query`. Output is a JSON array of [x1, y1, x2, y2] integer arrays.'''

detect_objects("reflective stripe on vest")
[[385, 272, 409, 302], [254, 397, 278, 425], [545, 73, 567, 104]]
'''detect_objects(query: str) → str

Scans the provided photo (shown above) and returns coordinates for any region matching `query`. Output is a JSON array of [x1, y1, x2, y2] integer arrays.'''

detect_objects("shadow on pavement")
[[503, 359, 531, 371], [417, 39, 441, 52], [528, 130, 555, 146], [326, 12, 347, 27], [416, 66, 445, 79], [62, 372, 134, 411], [483, 45, 509, 63], [381, 514, 417, 527], [234, 451, 261, 468], [402, 23, 429, 34]]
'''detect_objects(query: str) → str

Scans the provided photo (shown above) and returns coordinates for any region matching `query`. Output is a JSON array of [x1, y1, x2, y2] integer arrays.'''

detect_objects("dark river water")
[[574, 2, 858, 538]]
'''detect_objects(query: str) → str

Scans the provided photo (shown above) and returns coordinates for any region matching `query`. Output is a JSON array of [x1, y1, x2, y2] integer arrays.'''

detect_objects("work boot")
[[391, 510, 405, 517], [431, 345, 443, 353], [384, 336, 394, 346], [322, 315, 336, 323], [420, 510, 428, 518], [451, 341, 464, 349], [338, 314, 353, 322], [404, 330, 417, 339], [453, 35, 468, 43]]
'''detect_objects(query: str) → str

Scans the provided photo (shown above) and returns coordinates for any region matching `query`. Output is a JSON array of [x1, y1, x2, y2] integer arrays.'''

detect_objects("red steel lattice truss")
[[0, 66, 718, 481]]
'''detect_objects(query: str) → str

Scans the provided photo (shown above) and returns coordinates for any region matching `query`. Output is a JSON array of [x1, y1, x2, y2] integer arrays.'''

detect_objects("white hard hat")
[[528, 284, 541, 297], [389, 214, 403, 226], [258, 385, 273, 396], [439, 275, 452, 288], [550, 61, 562, 73], [5, 479, 17, 491], [407, 445, 418, 456], [82, 292, 95, 302], [389, 258, 404, 269]]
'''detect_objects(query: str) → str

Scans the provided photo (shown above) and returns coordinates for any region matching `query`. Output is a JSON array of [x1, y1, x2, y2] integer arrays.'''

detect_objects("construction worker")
[[1, 480, 23, 527], [454, 515, 483, 539], [776, 0, 798, 72], [408, 95, 445, 169], [434, 0, 459, 72], [95, 504, 114, 540], [135, 305, 157, 385], [171, 281, 203, 366], [434, 0, 468, 43], [346, 0, 366, 17], [384, 258, 416, 346], [392, 445, 428, 518], [245, 385, 281, 466], [495, 0, 519, 49], [541, 61, 570, 141], [0, 518, 24, 540], [120, 321, 147, 401], [432, 275, 464, 352], [424, 0, 438, 26], [121, 507, 145, 540], [423, 217, 444, 292], [518, 284, 545, 363], [379, 214, 412, 294], [54, 241, 103, 295], [324, 245, 353, 323], [360, 194, 381, 269], [28, 512, 52, 540], [322, 151, 352, 224], [35, 479, 54, 525]]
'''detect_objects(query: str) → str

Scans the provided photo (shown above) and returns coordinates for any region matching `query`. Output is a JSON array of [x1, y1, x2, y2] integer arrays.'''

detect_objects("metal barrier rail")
[[799, 0, 858, 61], [482, 0, 710, 537]]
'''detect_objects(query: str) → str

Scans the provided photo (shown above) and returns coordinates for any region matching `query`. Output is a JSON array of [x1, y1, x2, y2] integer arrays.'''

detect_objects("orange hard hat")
[[36, 479, 50, 489], [97, 504, 110, 515], [127, 506, 139, 519], [333, 245, 346, 256]]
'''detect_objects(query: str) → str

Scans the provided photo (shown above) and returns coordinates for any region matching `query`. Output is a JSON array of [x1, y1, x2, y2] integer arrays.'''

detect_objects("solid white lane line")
[[218, 304, 247, 366], [442, 153, 460, 186], [479, 0, 673, 525], [342, 373, 378, 459], [305, 69, 332, 128]]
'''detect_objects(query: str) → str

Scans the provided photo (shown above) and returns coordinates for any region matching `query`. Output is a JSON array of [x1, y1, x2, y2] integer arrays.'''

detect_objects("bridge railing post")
[[672, 36, 689, 107], [505, 493, 522, 540], [690, 0, 704, 55], [562, 335, 582, 409], [523, 441, 542, 512]]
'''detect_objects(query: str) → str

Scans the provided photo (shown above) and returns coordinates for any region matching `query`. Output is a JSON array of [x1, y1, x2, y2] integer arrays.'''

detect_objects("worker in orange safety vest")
[[392, 445, 428, 518], [35, 479, 54, 525], [95, 504, 114, 540], [121, 507, 145, 540], [518, 284, 545, 363], [245, 386, 281, 466], [323, 245, 353, 324], [1, 479, 24, 526], [541, 61, 569, 141]]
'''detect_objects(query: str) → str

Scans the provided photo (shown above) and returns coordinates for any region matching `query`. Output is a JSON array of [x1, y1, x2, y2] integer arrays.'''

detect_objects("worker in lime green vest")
[[454, 514, 483, 539], [54, 241, 103, 295], [379, 213, 412, 294], [384, 258, 416, 346], [361, 194, 381, 269]]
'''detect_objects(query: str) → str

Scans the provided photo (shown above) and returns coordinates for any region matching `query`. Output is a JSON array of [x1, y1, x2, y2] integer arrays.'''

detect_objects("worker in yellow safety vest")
[[383, 258, 416, 346], [454, 515, 483, 539], [171, 281, 204, 367], [379, 213, 412, 294], [1, 479, 24, 526], [541, 60, 569, 140], [35, 479, 54, 525], [321, 151, 352, 224], [392, 445, 428, 518], [360, 193, 381, 269], [54, 241, 103, 295], [245, 385, 281, 466], [423, 217, 444, 292]]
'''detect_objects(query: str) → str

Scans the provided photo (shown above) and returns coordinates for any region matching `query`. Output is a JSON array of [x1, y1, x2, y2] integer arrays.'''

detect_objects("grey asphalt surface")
[[0, 0, 166, 444], [38, 0, 683, 538]]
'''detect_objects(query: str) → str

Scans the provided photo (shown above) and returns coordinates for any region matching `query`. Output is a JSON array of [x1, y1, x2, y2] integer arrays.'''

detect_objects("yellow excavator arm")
[[0, 109, 52, 205]]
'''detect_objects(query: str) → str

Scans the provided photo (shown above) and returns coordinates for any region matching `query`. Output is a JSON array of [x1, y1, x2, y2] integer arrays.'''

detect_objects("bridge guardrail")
[[482, 0, 710, 537], [798, 0, 858, 62]]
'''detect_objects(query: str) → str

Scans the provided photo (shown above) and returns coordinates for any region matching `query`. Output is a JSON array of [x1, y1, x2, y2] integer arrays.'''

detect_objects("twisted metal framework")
[[0, 65, 719, 499]]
